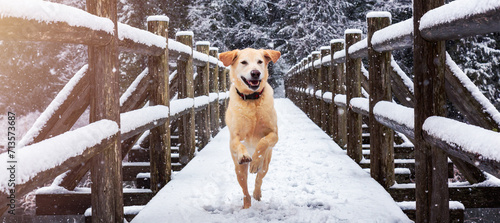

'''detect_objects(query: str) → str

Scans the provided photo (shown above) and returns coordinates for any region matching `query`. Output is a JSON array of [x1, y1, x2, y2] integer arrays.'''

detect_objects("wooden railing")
[[285, 0, 500, 222], [0, 0, 230, 221]]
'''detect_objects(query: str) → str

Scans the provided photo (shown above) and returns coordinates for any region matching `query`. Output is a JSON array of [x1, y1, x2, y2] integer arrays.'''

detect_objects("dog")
[[219, 48, 281, 209]]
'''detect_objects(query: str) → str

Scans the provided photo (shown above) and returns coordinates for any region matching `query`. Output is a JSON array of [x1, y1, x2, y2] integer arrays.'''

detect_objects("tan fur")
[[219, 48, 280, 209]]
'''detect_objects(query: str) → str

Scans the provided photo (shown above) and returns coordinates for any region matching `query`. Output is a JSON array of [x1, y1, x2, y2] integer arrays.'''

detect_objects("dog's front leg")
[[230, 135, 252, 164], [250, 132, 278, 173]]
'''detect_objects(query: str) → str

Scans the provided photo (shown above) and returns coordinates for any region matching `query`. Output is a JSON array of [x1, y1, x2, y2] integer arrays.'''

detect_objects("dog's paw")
[[253, 189, 262, 201], [238, 153, 252, 164], [249, 158, 263, 173]]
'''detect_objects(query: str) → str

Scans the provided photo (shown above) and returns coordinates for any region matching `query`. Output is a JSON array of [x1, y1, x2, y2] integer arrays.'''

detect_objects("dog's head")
[[219, 48, 280, 93]]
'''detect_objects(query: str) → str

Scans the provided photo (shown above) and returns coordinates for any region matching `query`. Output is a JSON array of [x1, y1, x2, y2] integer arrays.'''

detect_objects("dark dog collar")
[[236, 87, 265, 100]]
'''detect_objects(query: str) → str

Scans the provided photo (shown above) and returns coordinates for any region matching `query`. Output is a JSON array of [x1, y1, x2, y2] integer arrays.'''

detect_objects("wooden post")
[[220, 67, 228, 127], [196, 41, 211, 149], [87, 0, 123, 221], [367, 12, 395, 188], [320, 46, 331, 134], [147, 16, 171, 193], [331, 39, 345, 145], [306, 55, 313, 117], [414, 0, 449, 222], [345, 30, 363, 163], [176, 31, 196, 165], [209, 47, 220, 136], [301, 59, 307, 111], [311, 51, 321, 126]]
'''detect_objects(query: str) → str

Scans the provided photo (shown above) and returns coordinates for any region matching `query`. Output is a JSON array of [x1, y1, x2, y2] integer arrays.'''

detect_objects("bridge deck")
[[132, 99, 411, 222]]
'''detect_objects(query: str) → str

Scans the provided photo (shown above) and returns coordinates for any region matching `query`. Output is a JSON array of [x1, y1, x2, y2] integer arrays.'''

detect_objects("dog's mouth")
[[241, 76, 261, 91]]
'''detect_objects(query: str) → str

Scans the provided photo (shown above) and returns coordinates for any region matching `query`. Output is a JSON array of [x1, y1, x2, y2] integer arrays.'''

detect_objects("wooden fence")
[[285, 0, 500, 222], [0, 0, 230, 221]]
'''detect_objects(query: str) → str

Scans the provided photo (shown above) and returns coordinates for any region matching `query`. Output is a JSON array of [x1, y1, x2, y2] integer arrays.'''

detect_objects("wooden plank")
[[0, 17, 111, 45], [345, 30, 363, 163], [0, 133, 117, 216], [148, 16, 171, 194], [311, 52, 321, 126], [86, 0, 123, 221], [119, 37, 163, 56], [389, 186, 500, 208], [413, 0, 449, 221], [389, 58, 415, 108], [176, 32, 196, 165], [367, 13, 395, 189], [35, 189, 153, 215]]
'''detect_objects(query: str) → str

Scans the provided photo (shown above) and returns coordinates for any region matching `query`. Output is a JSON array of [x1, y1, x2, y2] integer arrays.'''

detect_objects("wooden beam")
[[320, 46, 331, 134], [0, 17, 111, 45], [420, 5, 500, 41], [196, 42, 211, 149], [87, 0, 123, 221], [209, 48, 220, 137], [147, 16, 171, 194], [367, 13, 395, 189], [345, 30, 363, 163], [413, 0, 449, 221], [0, 133, 117, 216], [176, 32, 196, 165], [331, 40, 346, 148]]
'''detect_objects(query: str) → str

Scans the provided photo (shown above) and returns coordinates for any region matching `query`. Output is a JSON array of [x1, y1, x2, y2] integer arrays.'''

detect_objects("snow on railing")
[[445, 53, 500, 127], [0, 119, 118, 193], [0, 0, 114, 33], [350, 97, 369, 116], [120, 68, 149, 107], [120, 105, 169, 136], [19, 65, 88, 148], [423, 116, 500, 163], [373, 101, 415, 139], [118, 23, 166, 49]]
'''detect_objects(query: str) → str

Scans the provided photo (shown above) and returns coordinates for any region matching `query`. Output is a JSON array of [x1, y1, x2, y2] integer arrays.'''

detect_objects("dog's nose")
[[250, 70, 261, 78]]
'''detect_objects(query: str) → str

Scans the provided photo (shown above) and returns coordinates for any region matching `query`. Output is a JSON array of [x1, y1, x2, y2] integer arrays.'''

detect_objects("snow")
[[446, 53, 500, 127], [132, 99, 411, 223], [0, 0, 114, 34], [334, 94, 347, 106], [391, 56, 414, 94], [323, 91, 333, 103], [348, 38, 367, 55], [175, 31, 194, 37], [350, 97, 369, 113], [196, 41, 210, 46], [344, 29, 362, 34], [397, 201, 464, 211], [85, 205, 145, 217], [330, 39, 344, 44], [209, 93, 219, 102], [0, 120, 118, 193], [19, 65, 88, 148], [194, 95, 210, 108], [120, 68, 148, 107], [373, 101, 414, 130], [423, 116, 500, 162], [333, 50, 345, 62], [193, 50, 209, 63], [315, 90, 322, 99], [118, 23, 167, 49], [170, 98, 194, 116], [169, 70, 177, 84], [366, 11, 392, 22], [372, 18, 413, 47], [168, 39, 192, 55], [147, 15, 170, 22], [420, 0, 500, 30], [120, 105, 169, 135]]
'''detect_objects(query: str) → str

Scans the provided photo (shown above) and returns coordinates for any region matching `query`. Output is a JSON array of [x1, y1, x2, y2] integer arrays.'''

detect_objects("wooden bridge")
[[0, 0, 499, 222]]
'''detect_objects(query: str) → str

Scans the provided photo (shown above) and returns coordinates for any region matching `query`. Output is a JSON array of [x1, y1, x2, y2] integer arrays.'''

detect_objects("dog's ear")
[[219, 50, 239, 67], [263, 50, 281, 64]]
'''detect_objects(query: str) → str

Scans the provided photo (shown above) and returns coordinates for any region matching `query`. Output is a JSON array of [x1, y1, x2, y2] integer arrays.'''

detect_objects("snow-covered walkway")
[[132, 99, 411, 222]]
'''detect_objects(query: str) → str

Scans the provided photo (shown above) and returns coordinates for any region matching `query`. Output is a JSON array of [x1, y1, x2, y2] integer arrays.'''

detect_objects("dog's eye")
[[241, 61, 248, 65], [257, 60, 263, 64]]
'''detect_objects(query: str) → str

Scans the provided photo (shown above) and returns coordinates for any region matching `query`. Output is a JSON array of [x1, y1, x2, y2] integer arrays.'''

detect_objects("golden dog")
[[219, 48, 280, 209]]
